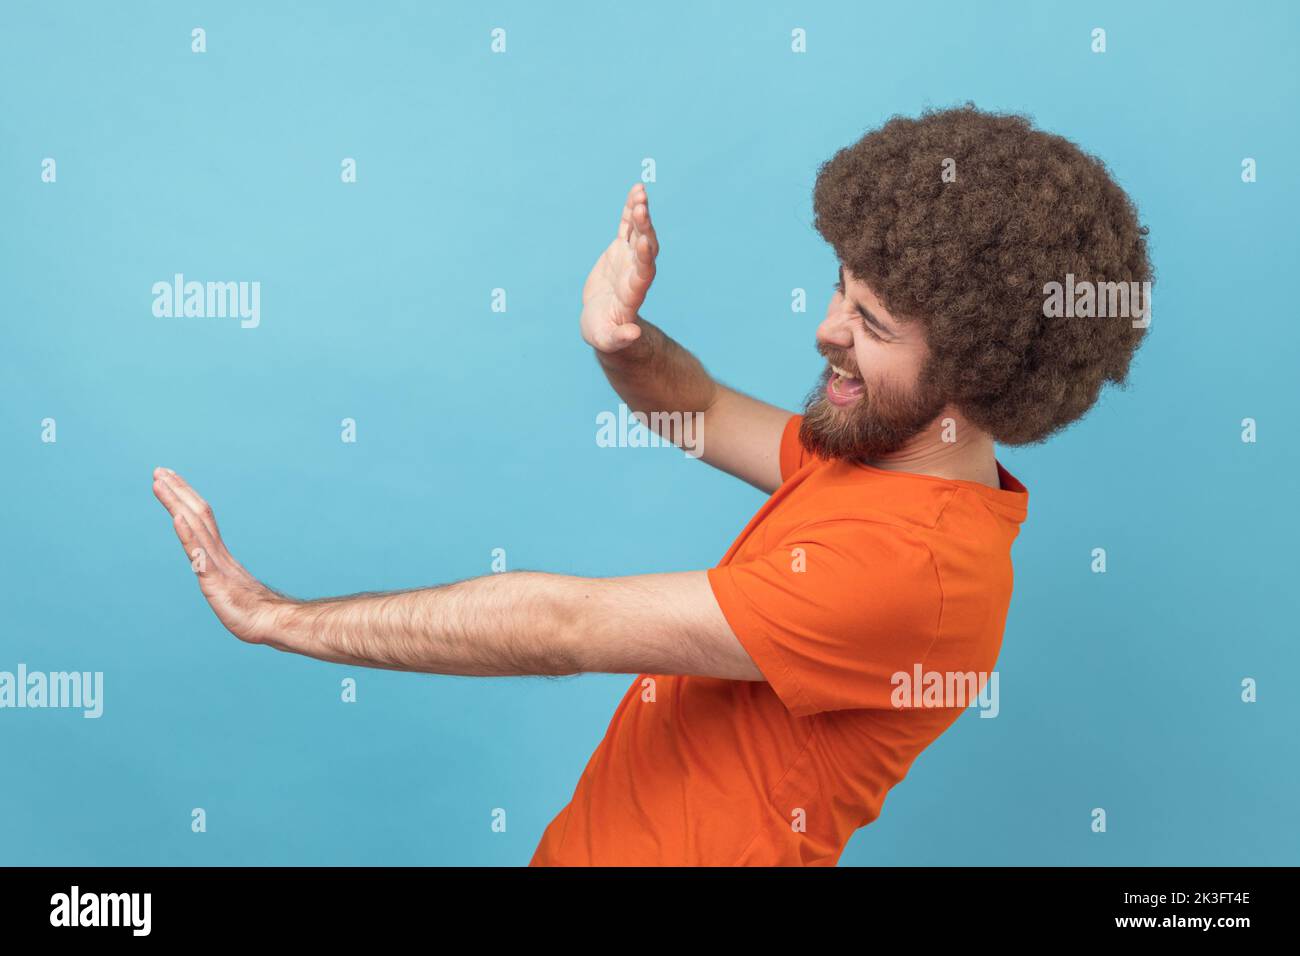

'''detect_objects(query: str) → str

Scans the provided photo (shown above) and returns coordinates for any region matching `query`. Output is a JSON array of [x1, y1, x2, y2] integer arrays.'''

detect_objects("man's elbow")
[[544, 575, 638, 677], [523, 573, 591, 677]]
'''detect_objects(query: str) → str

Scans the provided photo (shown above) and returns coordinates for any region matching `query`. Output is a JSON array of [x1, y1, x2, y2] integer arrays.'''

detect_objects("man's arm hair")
[[597, 316, 794, 494], [152, 468, 764, 681], [265, 569, 765, 682]]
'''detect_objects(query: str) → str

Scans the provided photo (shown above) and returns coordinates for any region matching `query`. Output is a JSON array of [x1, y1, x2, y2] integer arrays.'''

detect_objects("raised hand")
[[580, 182, 660, 353], [152, 467, 287, 644]]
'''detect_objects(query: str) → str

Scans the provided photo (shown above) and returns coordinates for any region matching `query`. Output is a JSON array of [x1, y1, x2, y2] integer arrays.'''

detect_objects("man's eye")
[[833, 280, 883, 340]]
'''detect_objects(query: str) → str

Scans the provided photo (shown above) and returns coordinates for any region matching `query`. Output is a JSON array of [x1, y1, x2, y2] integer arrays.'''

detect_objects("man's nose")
[[816, 311, 854, 350]]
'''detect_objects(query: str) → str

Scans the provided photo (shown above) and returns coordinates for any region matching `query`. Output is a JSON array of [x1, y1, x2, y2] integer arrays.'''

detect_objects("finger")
[[632, 229, 656, 267], [180, 514, 215, 575], [631, 192, 657, 248], [618, 207, 631, 243], [152, 471, 189, 523], [617, 183, 643, 242], [153, 468, 220, 540], [152, 473, 224, 565], [628, 234, 656, 292], [599, 323, 641, 353], [160, 494, 221, 576], [171, 509, 202, 563], [611, 323, 642, 348]]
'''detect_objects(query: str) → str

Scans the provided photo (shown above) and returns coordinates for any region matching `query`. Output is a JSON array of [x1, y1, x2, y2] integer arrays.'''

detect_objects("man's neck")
[[864, 418, 1001, 489]]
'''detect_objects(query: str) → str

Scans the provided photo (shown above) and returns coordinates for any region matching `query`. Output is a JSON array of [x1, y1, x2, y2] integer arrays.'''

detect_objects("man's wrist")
[[260, 596, 310, 653], [595, 315, 651, 367]]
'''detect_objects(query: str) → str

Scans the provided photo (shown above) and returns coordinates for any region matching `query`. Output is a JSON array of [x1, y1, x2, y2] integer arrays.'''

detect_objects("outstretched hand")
[[580, 182, 660, 353], [152, 467, 287, 645]]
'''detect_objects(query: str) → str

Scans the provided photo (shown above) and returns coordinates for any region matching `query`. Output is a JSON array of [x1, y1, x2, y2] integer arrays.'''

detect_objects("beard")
[[798, 358, 949, 463]]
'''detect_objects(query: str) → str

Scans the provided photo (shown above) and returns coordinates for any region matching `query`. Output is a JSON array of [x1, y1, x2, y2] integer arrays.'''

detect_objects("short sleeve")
[[778, 414, 809, 482], [706, 519, 942, 717]]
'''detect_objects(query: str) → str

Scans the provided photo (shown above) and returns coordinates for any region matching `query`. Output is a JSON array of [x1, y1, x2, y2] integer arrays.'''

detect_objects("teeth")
[[831, 364, 859, 380]]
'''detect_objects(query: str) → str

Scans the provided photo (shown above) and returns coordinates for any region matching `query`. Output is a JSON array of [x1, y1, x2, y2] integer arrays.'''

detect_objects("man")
[[153, 105, 1151, 866]]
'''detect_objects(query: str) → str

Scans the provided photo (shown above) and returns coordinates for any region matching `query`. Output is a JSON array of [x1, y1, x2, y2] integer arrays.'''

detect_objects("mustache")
[[816, 344, 860, 378]]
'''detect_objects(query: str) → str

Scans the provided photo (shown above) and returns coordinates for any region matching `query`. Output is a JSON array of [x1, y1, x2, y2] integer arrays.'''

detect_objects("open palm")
[[580, 182, 660, 353], [152, 467, 286, 645]]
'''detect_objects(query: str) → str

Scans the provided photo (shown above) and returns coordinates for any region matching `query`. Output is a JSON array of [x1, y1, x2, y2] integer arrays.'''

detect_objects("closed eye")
[[835, 281, 883, 341]]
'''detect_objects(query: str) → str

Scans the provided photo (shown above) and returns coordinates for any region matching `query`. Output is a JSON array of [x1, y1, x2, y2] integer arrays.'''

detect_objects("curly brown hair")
[[812, 104, 1153, 445]]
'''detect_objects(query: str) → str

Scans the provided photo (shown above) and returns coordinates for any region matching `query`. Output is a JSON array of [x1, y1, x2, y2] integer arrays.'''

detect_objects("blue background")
[[2, 0, 1296, 866]]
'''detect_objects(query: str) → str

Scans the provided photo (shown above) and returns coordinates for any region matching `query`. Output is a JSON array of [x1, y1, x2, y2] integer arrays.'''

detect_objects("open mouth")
[[826, 363, 865, 406]]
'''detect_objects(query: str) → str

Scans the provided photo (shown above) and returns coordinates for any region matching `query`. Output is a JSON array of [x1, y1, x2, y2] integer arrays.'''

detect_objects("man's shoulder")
[[772, 468, 1022, 591], [779, 461, 961, 535]]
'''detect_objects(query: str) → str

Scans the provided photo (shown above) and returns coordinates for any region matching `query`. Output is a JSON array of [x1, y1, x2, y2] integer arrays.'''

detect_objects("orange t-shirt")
[[530, 414, 1029, 866]]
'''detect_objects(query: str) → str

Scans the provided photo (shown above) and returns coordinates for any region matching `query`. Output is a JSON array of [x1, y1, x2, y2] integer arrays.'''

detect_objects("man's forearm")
[[264, 571, 587, 677], [597, 317, 719, 431], [152, 468, 761, 683], [595, 315, 793, 491]]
